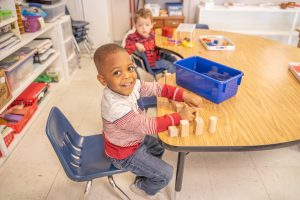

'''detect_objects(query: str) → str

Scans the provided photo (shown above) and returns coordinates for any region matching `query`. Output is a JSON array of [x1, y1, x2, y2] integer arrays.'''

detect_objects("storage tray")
[[4, 99, 38, 133], [289, 62, 300, 83], [175, 56, 244, 104], [200, 35, 235, 51]]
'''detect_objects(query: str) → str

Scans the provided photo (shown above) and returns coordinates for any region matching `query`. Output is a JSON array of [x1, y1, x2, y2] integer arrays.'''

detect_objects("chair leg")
[[83, 41, 92, 58], [84, 40, 93, 58], [107, 175, 131, 200], [72, 37, 82, 69], [80, 180, 93, 200]]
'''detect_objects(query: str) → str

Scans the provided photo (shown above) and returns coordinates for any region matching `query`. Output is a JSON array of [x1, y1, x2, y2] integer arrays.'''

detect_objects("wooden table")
[[297, 27, 300, 48], [155, 29, 300, 200]]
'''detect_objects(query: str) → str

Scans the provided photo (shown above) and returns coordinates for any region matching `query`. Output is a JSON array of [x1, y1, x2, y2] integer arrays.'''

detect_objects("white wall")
[[65, 0, 113, 48], [184, 0, 300, 23], [111, 0, 131, 43]]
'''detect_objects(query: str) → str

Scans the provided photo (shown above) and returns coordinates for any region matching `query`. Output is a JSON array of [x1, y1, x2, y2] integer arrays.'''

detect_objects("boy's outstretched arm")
[[140, 81, 202, 107], [114, 105, 199, 135], [183, 91, 203, 107]]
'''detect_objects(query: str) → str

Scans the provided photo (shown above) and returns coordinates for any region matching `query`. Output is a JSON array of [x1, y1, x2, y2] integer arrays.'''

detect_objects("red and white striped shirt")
[[125, 30, 159, 67], [101, 80, 184, 159]]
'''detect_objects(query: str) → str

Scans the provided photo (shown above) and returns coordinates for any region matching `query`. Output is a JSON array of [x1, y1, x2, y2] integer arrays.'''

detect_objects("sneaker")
[[130, 183, 156, 200]]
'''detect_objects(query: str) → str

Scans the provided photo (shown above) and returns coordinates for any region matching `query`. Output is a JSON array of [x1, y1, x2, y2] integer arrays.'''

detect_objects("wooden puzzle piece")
[[171, 101, 184, 112], [209, 116, 217, 133], [168, 126, 178, 137], [180, 120, 189, 137], [194, 117, 204, 135]]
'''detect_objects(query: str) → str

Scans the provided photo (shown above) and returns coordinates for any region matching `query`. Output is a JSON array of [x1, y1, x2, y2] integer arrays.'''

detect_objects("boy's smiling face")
[[135, 17, 153, 38], [97, 51, 137, 96]]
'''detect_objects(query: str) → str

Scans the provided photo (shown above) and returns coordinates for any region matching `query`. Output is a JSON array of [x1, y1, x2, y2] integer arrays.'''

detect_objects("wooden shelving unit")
[[0, 1, 77, 167]]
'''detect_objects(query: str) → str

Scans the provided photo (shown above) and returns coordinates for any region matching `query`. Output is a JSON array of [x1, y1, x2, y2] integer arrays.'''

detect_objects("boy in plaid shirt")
[[125, 8, 177, 73]]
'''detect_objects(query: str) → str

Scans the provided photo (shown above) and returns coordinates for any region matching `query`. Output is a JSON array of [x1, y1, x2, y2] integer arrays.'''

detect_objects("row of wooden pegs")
[[168, 115, 217, 137], [168, 101, 218, 137]]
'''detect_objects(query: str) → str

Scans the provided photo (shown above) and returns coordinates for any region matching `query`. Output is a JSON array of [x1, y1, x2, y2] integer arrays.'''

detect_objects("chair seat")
[[71, 134, 125, 182], [140, 96, 157, 109], [46, 107, 126, 183], [151, 68, 166, 74], [72, 20, 90, 28]]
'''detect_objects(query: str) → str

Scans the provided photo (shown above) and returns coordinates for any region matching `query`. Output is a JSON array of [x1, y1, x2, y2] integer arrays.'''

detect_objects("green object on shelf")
[[0, 10, 13, 21], [35, 74, 52, 83]]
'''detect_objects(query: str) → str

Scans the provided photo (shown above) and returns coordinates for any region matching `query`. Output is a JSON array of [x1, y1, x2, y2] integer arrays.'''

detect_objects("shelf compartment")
[[0, 17, 17, 28], [0, 52, 59, 114], [0, 22, 56, 61]]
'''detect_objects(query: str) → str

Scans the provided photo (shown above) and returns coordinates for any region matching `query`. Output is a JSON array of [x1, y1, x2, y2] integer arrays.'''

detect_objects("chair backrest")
[[196, 24, 209, 29], [121, 28, 136, 48], [46, 107, 84, 178], [134, 68, 157, 109], [131, 51, 154, 75]]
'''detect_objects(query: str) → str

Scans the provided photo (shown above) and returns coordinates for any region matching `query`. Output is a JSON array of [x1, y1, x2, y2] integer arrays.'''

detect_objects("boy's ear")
[[97, 74, 107, 86]]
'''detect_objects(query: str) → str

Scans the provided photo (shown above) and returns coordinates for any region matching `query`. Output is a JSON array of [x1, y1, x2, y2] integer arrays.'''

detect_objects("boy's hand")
[[136, 43, 145, 52], [178, 107, 199, 122], [183, 91, 202, 107]]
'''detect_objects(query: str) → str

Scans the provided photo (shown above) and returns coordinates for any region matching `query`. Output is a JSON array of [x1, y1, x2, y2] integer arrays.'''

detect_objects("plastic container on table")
[[175, 56, 244, 104]]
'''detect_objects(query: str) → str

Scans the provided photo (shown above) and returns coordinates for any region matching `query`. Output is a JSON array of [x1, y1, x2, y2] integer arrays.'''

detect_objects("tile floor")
[[1, 57, 300, 200]]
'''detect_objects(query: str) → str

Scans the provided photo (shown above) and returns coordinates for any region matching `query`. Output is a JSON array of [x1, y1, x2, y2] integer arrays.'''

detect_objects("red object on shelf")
[[16, 82, 48, 104], [4, 132, 14, 147], [5, 100, 38, 133], [162, 27, 174, 38]]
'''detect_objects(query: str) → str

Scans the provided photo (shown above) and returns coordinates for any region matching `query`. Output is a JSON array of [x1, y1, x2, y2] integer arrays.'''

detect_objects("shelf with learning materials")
[[197, 5, 300, 46], [0, 22, 56, 61], [0, 52, 60, 114], [0, 2, 77, 166], [0, 82, 60, 167], [0, 17, 18, 28], [0, 31, 63, 166], [143, 0, 185, 29]]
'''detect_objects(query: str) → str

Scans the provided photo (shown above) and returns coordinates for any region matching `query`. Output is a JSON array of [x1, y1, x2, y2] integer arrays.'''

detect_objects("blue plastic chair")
[[134, 68, 157, 110], [139, 96, 157, 109], [131, 50, 166, 80], [46, 107, 130, 199], [196, 24, 209, 29]]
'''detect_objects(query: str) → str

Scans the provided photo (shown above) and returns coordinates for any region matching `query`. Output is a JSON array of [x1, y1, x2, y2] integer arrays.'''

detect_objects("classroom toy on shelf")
[[174, 23, 195, 47], [199, 35, 235, 51], [289, 62, 300, 82]]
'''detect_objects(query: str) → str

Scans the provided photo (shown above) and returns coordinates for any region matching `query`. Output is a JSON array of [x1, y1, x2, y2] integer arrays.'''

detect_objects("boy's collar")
[[105, 86, 131, 98]]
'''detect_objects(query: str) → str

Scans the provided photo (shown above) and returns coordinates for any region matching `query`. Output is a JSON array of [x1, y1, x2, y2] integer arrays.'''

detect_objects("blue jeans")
[[153, 52, 177, 74], [109, 135, 173, 195]]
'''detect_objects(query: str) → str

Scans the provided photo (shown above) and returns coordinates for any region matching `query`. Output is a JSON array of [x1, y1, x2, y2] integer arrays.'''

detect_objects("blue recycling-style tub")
[[175, 56, 244, 104]]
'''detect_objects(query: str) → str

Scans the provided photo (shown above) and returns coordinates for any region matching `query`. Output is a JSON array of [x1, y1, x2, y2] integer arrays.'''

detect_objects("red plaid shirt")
[[125, 31, 160, 67]]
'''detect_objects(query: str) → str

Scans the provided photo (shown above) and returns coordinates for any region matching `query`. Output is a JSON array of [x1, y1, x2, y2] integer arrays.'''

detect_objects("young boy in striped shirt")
[[125, 8, 177, 73], [94, 43, 202, 199]]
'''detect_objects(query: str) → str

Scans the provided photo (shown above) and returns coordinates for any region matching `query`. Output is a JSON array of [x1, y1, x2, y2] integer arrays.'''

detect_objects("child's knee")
[[163, 164, 173, 184]]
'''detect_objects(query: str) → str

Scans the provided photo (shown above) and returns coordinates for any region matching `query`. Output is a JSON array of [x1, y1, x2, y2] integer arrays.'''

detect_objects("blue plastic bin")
[[175, 56, 244, 104]]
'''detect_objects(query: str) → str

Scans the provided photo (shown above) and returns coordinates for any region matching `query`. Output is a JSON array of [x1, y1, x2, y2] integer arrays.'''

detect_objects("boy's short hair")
[[93, 43, 127, 74], [134, 8, 153, 23]]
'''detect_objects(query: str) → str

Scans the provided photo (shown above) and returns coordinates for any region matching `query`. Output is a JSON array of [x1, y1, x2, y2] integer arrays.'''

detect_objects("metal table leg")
[[174, 152, 186, 200]]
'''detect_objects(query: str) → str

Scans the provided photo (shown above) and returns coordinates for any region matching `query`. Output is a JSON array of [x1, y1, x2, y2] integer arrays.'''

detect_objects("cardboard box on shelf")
[[0, 70, 12, 110]]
